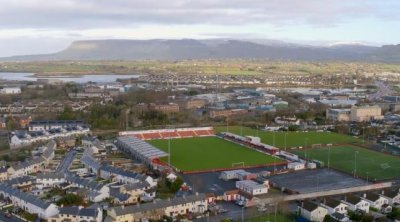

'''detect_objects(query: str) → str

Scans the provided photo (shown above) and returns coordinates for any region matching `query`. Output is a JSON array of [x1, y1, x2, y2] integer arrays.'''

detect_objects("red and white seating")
[[119, 127, 215, 140]]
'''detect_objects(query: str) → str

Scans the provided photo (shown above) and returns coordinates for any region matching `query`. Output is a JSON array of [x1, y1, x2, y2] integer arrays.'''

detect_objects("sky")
[[0, 0, 399, 57]]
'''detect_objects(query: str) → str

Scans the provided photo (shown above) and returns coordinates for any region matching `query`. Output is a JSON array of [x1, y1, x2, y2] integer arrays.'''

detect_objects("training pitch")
[[215, 126, 360, 148], [148, 136, 283, 172], [291, 145, 400, 180]]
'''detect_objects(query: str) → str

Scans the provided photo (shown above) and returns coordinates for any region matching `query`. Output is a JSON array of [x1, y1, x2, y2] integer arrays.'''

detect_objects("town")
[[1, 1, 400, 221], [0, 64, 399, 222]]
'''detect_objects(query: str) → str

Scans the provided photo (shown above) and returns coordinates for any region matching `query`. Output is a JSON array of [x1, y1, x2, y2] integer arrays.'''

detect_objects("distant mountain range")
[[2, 39, 400, 62]]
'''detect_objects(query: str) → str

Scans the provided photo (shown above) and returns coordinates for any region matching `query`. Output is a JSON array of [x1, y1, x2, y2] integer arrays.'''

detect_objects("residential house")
[[321, 198, 348, 215], [235, 180, 269, 207], [381, 189, 400, 205], [0, 184, 59, 219], [361, 193, 389, 210], [116, 181, 154, 204], [341, 195, 370, 213], [299, 201, 328, 222], [0, 167, 8, 181], [36, 172, 66, 189], [49, 206, 103, 222], [0, 117, 6, 129], [107, 193, 207, 222], [66, 175, 110, 203]]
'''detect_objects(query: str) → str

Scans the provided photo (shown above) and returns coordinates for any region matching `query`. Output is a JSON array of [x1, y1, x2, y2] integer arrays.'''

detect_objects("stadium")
[[118, 127, 285, 173]]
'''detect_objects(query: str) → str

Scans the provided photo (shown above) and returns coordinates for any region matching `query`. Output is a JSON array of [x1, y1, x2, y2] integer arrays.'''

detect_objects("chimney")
[[363, 193, 366, 198], [381, 190, 384, 195]]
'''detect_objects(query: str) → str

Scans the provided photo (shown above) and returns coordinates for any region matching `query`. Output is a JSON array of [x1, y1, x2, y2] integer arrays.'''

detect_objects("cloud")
[[0, 0, 398, 29]]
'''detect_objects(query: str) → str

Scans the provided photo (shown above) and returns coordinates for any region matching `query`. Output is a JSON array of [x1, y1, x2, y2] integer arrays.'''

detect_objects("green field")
[[215, 126, 360, 148], [292, 146, 400, 180], [148, 136, 282, 172]]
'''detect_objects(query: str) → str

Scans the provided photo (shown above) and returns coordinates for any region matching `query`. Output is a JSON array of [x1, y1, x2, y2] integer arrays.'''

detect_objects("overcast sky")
[[0, 0, 399, 57]]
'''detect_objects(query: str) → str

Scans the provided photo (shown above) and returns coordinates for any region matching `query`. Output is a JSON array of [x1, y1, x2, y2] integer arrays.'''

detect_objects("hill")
[[2, 39, 400, 62]]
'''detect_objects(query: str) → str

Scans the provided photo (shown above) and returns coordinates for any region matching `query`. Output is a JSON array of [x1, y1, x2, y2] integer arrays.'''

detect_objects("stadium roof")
[[117, 136, 168, 160]]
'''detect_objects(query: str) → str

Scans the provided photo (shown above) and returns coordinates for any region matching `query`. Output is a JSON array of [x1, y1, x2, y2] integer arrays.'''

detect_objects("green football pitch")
[[148, 136, 283, 172], [292, 146, 400, 180], [215, 126, 360, 148]]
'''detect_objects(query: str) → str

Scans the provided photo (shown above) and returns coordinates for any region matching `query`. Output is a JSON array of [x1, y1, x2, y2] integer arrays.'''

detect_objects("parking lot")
[[183, 165, 286, 195], [269, 168, 366, 193]]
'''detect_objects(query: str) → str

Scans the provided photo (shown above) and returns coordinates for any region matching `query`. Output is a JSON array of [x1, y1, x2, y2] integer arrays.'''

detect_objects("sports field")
[[215, 126, 360, 148], [148, 136, 283, 172], [292, 146, 400, 180]]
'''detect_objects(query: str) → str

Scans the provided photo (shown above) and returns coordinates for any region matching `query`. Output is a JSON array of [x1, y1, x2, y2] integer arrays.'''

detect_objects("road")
[[0, 212, 24, 222], [56, 150, 77, 173], [368, 80, 394, 101]]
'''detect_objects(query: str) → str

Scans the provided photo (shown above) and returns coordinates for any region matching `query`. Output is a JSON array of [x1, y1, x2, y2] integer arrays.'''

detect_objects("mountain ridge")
[[2, 39, 399, 62]]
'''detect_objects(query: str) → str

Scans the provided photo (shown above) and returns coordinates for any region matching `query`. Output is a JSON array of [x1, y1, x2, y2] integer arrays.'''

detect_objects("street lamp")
[[354, 151, 359, 178], [304, 138, 309, 162], [284, 133, 287, 151], [362, 127, 365, 144], [328, 146, 331, 170], [241, 206, 245, 222]]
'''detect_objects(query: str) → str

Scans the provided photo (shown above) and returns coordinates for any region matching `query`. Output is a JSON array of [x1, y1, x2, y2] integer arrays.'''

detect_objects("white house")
[[341, 195, 370, 213], [50, 206, 103, 222], [381, 189, 400, 205], [220, 169, 248, 181], [166, 173, 178, 182], [299, 201, 328, 222], [361, 193, 389, 210], [66, 175, 110, 202], [321, 198, 348, 215], [288, 162, 305, 171], [235, 180, 269, 196], [0, 184, 59, 219], [8, 157, 45, 178], [36, 172, 66, 189], [107, 193, 207, 221], [0, 87, 21, 94]]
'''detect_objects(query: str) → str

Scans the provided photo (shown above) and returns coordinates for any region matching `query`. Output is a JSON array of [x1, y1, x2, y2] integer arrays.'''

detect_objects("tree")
[[288, 125, 300, 131], [56, 194, 84, 206], [58, 106, 76, 120], [167, 176, 184, 193]]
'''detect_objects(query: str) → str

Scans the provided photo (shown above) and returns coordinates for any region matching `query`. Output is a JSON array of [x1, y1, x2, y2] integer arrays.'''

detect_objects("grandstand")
[[218, 132, 279, 155], [119, 127, 215, 140], [116, 136, 169, 169]]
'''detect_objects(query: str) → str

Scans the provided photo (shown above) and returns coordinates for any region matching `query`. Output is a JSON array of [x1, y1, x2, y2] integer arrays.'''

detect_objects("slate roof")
[[59, 206, 98, 217], [364, 193, 381, 202], [383, 190, 400, 199], [123, 181, 150, 191], [66, 174, 105, 191], [29, 120, 85, 126], [99, 165, 146, 180], [324, 198, 342, 208], [4, 176, 34, 186], [111, 193, 206, 216], [302, 201, 320, 212], [0, 183, 52, 209], [344, 195, 363, 205], [36, 172, 65, 180], [81, 154, 101, 170]]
